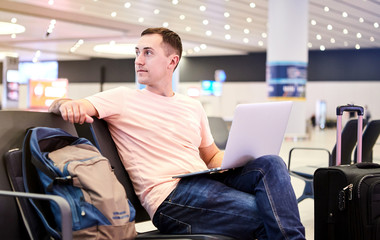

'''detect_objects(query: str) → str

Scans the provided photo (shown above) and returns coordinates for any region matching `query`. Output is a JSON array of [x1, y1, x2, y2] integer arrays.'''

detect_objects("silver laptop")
[[173, 101, 293, 178]]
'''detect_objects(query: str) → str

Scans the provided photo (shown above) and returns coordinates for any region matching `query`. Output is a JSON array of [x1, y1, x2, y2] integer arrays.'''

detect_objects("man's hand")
[[48, 98, 96, 124]]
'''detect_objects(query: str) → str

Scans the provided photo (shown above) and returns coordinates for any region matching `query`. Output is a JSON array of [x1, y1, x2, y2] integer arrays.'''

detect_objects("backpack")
[[22, 127, 137, 239]]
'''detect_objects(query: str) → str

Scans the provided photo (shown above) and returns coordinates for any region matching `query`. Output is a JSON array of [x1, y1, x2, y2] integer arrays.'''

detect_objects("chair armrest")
[[0, 190, 72, 240], [288, 147, 332, 171]]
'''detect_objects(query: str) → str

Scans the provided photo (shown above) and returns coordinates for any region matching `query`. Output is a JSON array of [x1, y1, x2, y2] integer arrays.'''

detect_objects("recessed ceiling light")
[[185, 26, 191, 31], [250, 3, 256, 8], [327, 24, 333, 30], [359, 17, 364, 23], [0, 21, 26, 35], [374, 22, 379, 28], [225, 34, 231, 40], [206, 30, 212, 36], [93, 43, 136, 55], [343, 29, 348, 34], [311, 20, 317, 25], [246, 17, 252, 23], [307, 42, 312, 48], [261, 32, 267, 38], [194, 46, 200, 52], [370, 36, 375, 42], [224, 24, 230, 30], [203, 19, 209, 25], [320, 45, 326, 51], [342, 12, 348, 18], [154, 9, 160, 14], [200, 44, 207, 49], [244, 28, 250, 34], [316, 34, 322, 40], [330, 38, 335, 43], [172, 0, 178, 5], [11, 18, 17, 23], [243, 38, 249, 43], [138, 17, 144, 23], [179, 14, 185, 20], [111, 12, 117, 17], [258, 41, 264, 46], [200, 5, 206, 11], [124, 2, 131, 8], [224, 12, 230, 18], [11, 33, 16, 39], [356, 33, 362, 38], [324, 6, 329, 12], [163, 22, 169, 27], [355, 44, 360, 49]]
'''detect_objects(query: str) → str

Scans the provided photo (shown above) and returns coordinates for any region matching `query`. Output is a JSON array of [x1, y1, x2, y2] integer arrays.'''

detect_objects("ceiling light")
[[0, 22, 25, 35], [111, 12, 117, 17], [243, 38, 249, 43], [172, 0, 178, 5], [355, 44, 360, 49], [185, 26, 191, 31], [342, 12, 348, 18], [163, 22, 169, 27], [374, 22, 379, 28], [224, 12, 230, 18], [330, 38, 335, 43], [244, 29, 250, 34], [262, 33, 267, 38], [250, 3, 256, 8], [258, 41, 264, 46], [11, 18, 17, 23], [327, 24, 333, 30], [356, 33, 362, 38], [93, 43, 136, 55], [307, 42, 312, 48], [324, 6, 329, 12], [320, 45, 326, 51], [194, 46, 200, 52], [203, 19, 209, 25], [199, 5, 206, 11], [311, 20, 316, 25], [11, 33, 16, 39], [179, 15, 185, 20], [343, 29, 348, 34], [154, 9, 160, 14], [124, 2, 131, 8], [138, 17, 144, 23], [224, 24, 230, 30], [359, 17, 364, 23], [206, 30, 212, 36], [316, 34, 322, 40], [370, 36, 375, 42], [246, 17, 252, 23], [225, 34, 231, 40], [187, 49, 193, 54], [200, 44, 207, 49]]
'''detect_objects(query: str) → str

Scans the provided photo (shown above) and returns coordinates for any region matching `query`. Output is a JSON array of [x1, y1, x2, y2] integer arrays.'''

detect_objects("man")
[[49, 27, 305, 239]]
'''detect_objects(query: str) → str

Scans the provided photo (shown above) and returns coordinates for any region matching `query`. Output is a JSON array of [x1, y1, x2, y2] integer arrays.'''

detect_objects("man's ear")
[[168, 55, 179, 71]]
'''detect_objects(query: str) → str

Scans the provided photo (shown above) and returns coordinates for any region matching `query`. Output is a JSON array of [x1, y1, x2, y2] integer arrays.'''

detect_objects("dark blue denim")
[[152, 155, 306, 240]]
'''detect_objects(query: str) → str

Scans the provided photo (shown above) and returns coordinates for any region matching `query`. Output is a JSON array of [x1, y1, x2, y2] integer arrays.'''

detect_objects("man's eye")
[[146, 51, 152, 56]]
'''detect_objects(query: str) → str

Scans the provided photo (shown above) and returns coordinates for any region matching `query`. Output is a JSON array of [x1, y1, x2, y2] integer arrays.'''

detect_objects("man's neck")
[[146, 86, 174, 97]]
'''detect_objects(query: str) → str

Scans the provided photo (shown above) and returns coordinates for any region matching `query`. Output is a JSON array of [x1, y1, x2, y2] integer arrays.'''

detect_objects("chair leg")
[[297, 179, 314, 203]]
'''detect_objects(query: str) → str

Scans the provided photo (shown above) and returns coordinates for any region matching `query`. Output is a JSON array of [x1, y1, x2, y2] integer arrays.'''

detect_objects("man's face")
[[135, 34, 173, 86]]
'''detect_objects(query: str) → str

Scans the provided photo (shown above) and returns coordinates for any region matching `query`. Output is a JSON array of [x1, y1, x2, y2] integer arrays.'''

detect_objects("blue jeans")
[[152, 155, 305, 240]]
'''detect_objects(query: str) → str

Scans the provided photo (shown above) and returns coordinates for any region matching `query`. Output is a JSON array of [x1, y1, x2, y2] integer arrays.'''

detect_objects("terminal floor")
[[136, 127, 380, 239]]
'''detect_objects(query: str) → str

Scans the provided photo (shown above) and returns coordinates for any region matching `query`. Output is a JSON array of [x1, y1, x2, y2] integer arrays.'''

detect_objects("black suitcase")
[[314, 105, 380, 240]]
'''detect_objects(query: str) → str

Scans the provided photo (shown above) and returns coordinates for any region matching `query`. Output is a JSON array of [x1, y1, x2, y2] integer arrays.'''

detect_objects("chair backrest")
[[0, 111, 77, 240], [331, 119, 367, 166], [354, 119, 380, 163], [75, 118, 150, 223], [208, 117, 229, 150]]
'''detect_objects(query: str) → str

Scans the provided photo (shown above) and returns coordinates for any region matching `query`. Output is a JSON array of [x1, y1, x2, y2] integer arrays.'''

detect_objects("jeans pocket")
[[158, 212, 191, 234]]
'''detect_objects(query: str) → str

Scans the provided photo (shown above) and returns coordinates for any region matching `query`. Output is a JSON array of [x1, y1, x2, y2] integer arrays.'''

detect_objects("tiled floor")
[[136, 126, 380, 239]]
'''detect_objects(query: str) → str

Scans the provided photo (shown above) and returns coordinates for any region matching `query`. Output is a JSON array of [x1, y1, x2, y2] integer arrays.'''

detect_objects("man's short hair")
[[141, 27, 183, 64]]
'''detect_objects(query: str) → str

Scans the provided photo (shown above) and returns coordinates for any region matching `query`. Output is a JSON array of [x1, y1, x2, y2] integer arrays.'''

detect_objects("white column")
[[266, 0, 309, 138]]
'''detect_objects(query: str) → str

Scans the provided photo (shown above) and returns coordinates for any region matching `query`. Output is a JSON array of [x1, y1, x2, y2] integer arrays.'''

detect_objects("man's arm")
[[199, 142, 224, 169], [48, 98, 99, 124]]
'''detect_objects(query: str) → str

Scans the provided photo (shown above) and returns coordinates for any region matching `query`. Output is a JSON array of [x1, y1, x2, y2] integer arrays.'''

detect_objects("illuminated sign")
[[28, 78, 68, 109]]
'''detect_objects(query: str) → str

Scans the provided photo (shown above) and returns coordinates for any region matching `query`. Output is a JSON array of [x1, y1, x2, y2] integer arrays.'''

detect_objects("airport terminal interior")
[[1, 0, 380, 239]]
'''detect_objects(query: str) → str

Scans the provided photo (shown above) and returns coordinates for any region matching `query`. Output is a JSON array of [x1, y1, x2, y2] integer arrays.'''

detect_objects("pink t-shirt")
[[86, 87, 214, 218]]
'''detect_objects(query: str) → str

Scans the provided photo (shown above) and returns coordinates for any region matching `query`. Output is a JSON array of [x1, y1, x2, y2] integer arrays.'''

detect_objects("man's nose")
[[135, 54, 144, 65]]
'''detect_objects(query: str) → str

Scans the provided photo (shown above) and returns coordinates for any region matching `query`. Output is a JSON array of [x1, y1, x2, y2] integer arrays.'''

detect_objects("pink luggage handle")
[[336, 105, 364, 165]]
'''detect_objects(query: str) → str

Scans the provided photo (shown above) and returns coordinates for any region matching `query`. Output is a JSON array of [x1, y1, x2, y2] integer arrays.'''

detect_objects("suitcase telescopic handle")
[[336, 104, 364, 165]]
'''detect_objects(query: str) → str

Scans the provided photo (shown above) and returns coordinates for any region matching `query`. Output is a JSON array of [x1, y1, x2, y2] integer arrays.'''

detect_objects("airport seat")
[[354, 119, 380, 163], [208, 117, 229, 150], [0, 111, 234, 239], [288, 119, 365, 203]]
